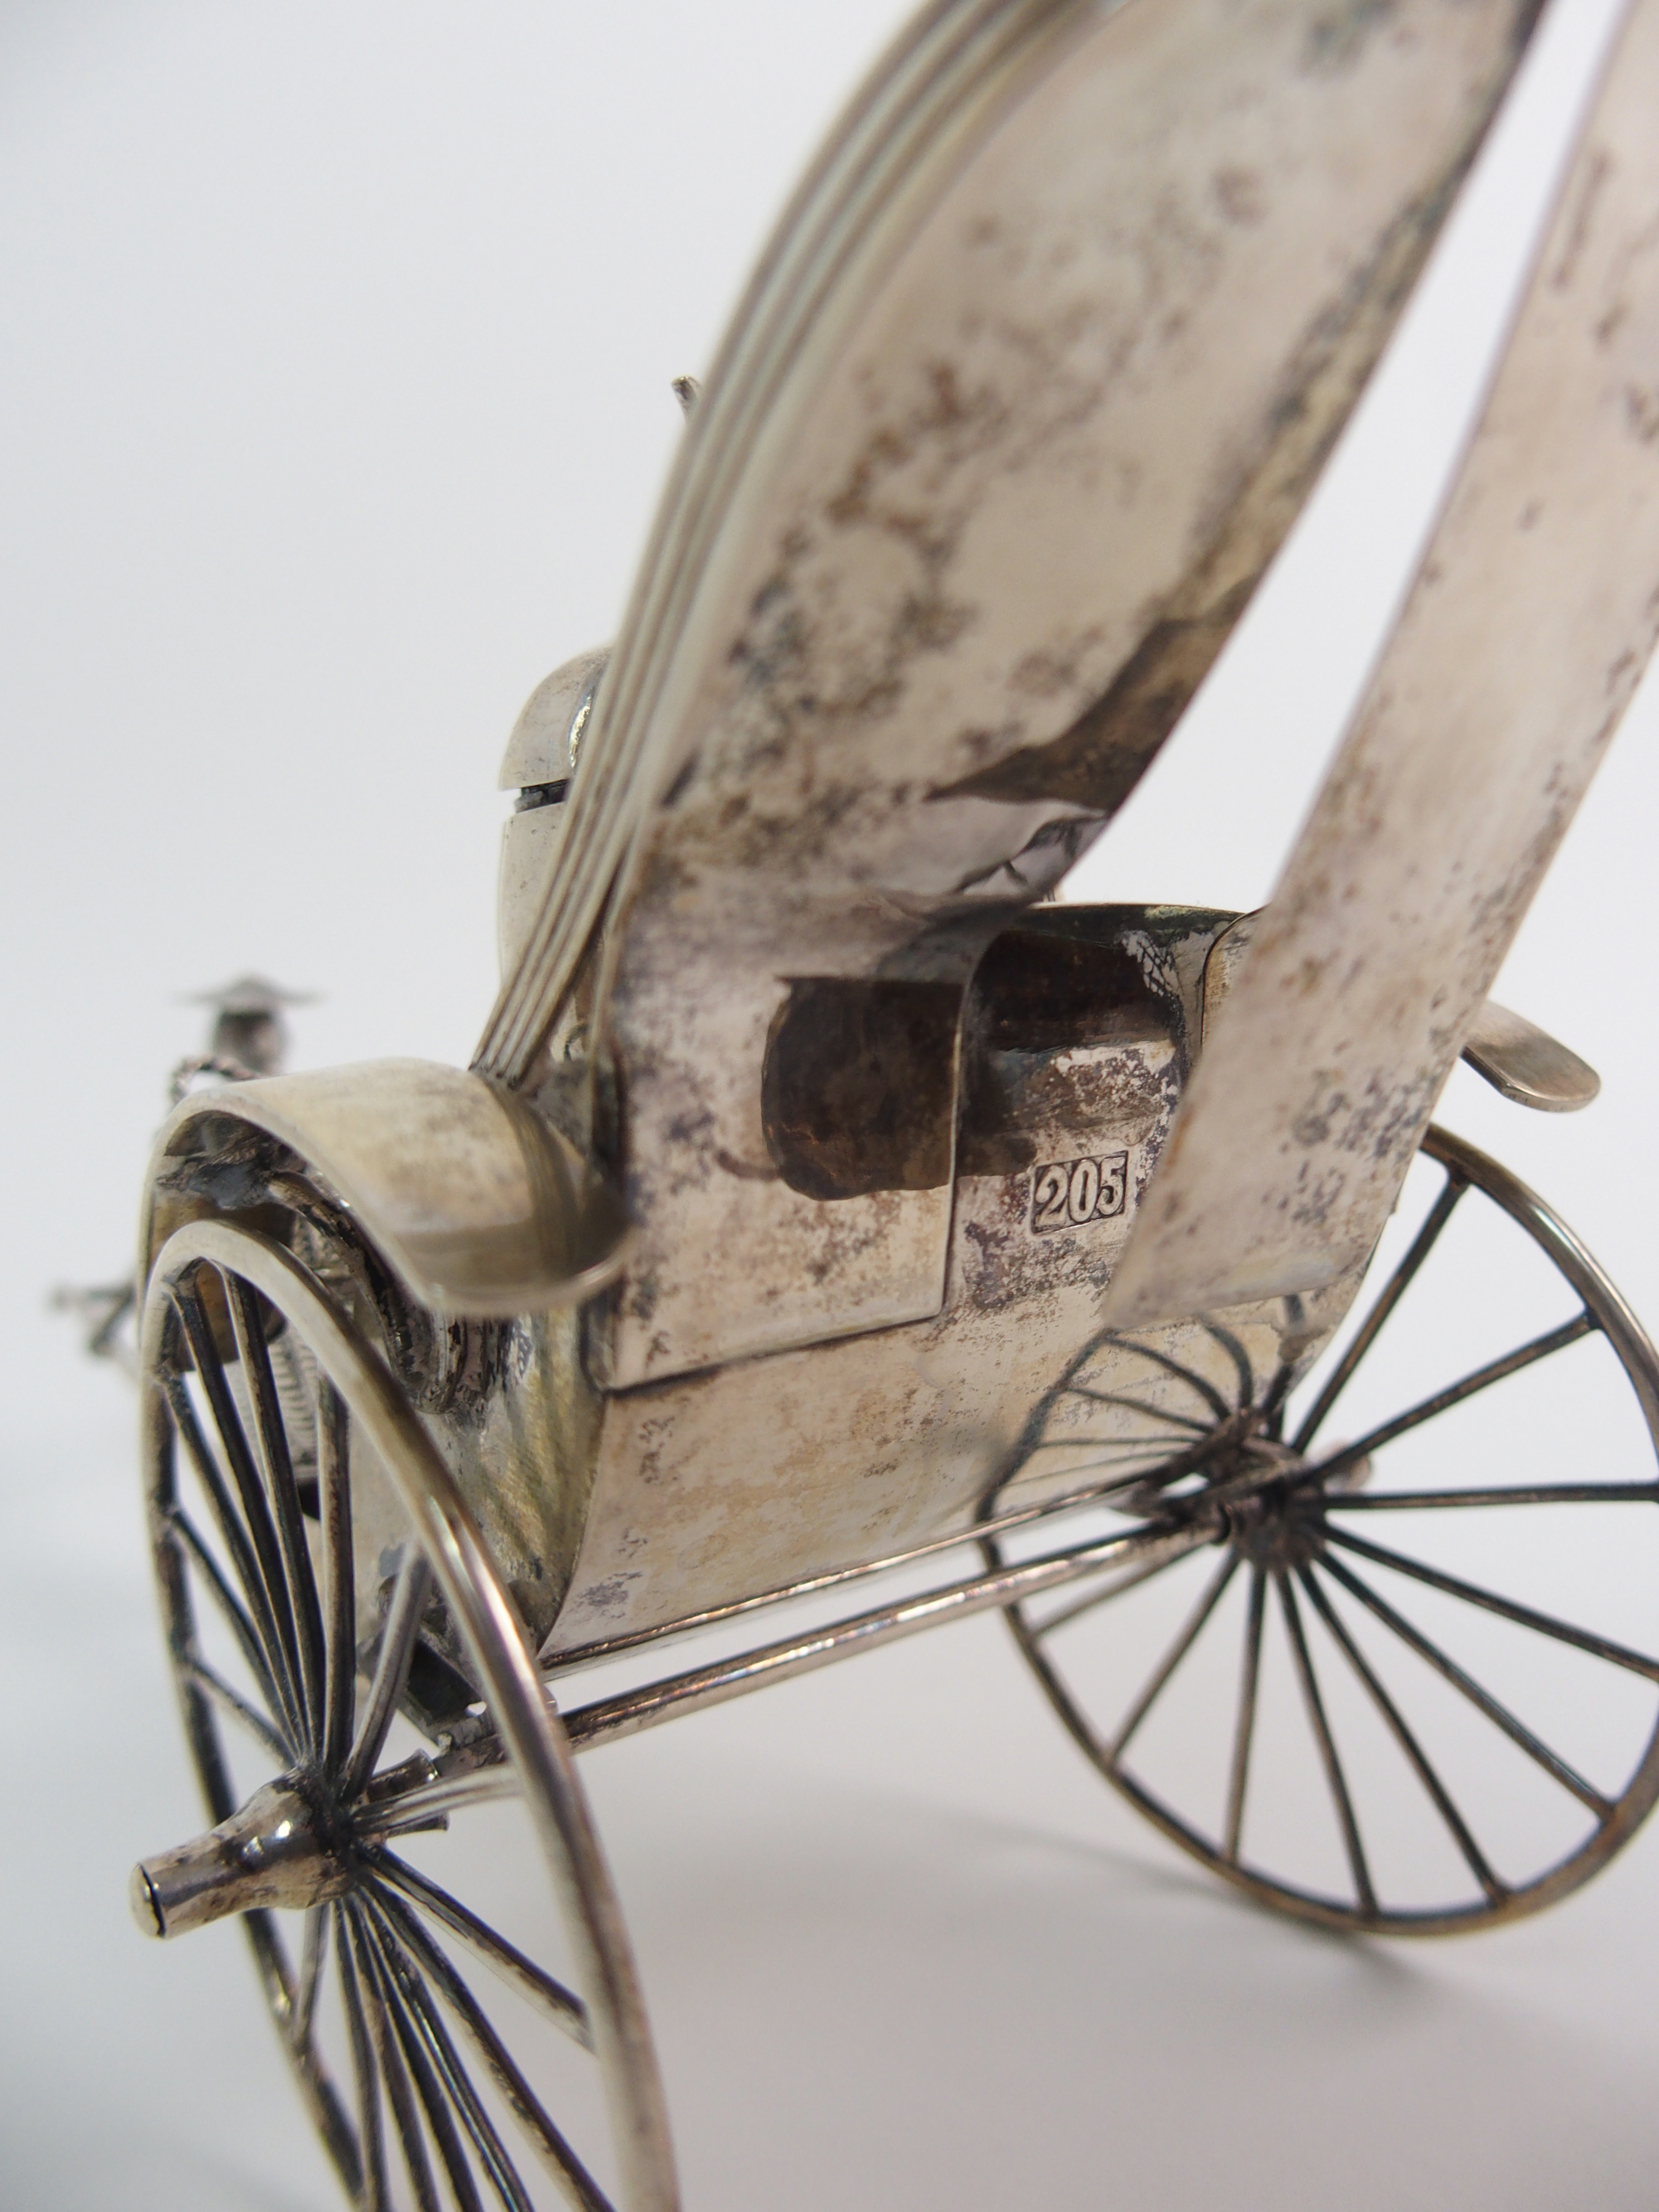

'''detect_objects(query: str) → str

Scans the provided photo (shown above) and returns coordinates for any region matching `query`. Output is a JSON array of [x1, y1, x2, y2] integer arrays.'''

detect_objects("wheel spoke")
[[370, 1893, 591, 2212], [1324, 1525, 1659, 1682], [1293, 1170, 1467, 1451], [1056, 1389, 1211, 1435], [294, 1905, 329, 2057], [345, 1548, 433, 1799], [164, 1506, 295, 1744], [319, 1379, 357, 1776], [363, 1769, 523, 1833], [992, 1126, 1659, 1930], [1029, 1536, 1202, 1640], [367, 1904, 532, 2212], [1222, 1566, 1266, 1865], [1298, 1566, 1506, 1905], [337, 1904, 389, 2212], [1108, 1552, 1239, 1762], [375, 1851, 591, 2051], [368, 1885, 613, 2212], [172, 1283, 309, 1740], [1201, 1321, 1256, 1413], [1026, 1434, 1206, 1455], [1260, 1360, 1296, 1438], [1277, 1571, 1376, 1917], [227, 1279, 328, 1747], [1312, 1313, 1596, 1484], [179, 1654, 290, 1763], [160, 1380, 306, 1745], [1324, 1482, 1659, 1512], [1104, 1338, 1234, 1423], [363, 1913, 488, 2212], [348, 1903, 445, 2212], [1317, 1551, 1612, 1816]]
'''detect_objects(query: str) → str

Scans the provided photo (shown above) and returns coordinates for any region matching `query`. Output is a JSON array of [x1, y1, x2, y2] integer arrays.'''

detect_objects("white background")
[[4, 2, 1659, 2205]]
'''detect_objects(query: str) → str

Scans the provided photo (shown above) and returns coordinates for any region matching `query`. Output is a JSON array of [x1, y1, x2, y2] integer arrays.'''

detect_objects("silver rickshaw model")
[[126, 1, 1659, 2204]]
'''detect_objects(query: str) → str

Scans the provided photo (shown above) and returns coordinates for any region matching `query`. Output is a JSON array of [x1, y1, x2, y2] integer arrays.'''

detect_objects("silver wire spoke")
[[1100, 1337, 1235, 1423], [227, 1278, 328, 1748], [348, 1902, 444, 2212], [1297, 1565, 1506, 1904], [1108, 1551, 1240, 1763], [175, 1279, 309, 1734], [364, 1769, 522, 1833], [1323, 1481, 1659, 1512], [368, 1886, 612, 2212], [1311, 1313, 1597, 1485], [1277, 1571, 1376, 1917], [178, 1654, 290, 1764], [293, 1905, 329, 2058], [362, 1912, 488, 2212], [1222, 1566, 1266, 1865], [1325, 1525, 1659, 1682], [1026, 1536, 1201, 1640], [1259, 1357, 1296, 1435], [1024, 1434, 1203, 1455], [366, 1898, 541, 2212], [1293, 1170, 1468, 1451], [164, 1505, 296, 1748], [319, 1377, 357, 1777], [160, 1381, 307, 1745], [375, 1852, 591, 2051], [1317, 1550, 1612, 1817], [345, 1549, 434, 1800], [1057, 1389, 1212, 1435], [1201, 1321, 1257, 1413], [337, 1903, 389, 2212]]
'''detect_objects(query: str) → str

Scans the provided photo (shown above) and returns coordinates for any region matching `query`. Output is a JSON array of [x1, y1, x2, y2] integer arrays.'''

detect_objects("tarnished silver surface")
[[479, 0, 1543, 1105], [142, 1059, 630, 1318], [488, 0, 1544, 1393], [1105, 0, 1659, 1328], [1208, 924, 1603, 1113], [545, 908, 1355, 1647], [122, 0, 1659, 2203]]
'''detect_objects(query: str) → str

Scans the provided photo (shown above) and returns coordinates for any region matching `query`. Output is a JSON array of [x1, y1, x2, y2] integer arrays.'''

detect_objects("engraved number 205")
[[1031, 1151, 1128, 1234]]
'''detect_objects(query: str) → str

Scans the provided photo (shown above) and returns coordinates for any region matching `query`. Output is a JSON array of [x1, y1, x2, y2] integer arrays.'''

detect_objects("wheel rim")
[[991, 1126, 1659, 1934], [139, 1215, 680, 2210]]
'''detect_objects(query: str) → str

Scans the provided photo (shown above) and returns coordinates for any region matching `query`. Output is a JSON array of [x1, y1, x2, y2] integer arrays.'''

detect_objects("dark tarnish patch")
[[763, 978, 961, 1200], [825, 360, 1013, 535], [716, 360, 1002, 793], [1289, 1161, 1348, 1232], [957, 924, 1187, 1181], [930, 65, 1542, 817], [939, 588, 1252, 810], [1302, 0, 1398, 77], [575, 1572, 643, 1621], [1288, 1064, 1438, 1170]]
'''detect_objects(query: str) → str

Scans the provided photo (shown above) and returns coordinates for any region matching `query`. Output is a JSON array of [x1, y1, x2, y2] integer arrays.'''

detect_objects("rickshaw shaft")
[[556, 1514, 1217, 1751]]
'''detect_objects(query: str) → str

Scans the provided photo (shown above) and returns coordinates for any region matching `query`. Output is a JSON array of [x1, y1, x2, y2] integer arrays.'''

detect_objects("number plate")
[[1030, 1151, 1129, 1234]]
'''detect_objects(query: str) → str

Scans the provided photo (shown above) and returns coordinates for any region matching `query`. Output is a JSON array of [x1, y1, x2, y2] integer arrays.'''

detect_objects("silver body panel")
[[1107, 0, 1659, 1327]]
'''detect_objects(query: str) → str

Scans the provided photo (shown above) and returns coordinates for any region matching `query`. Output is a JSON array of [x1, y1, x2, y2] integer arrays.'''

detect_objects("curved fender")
[[140, 1059, 629, 1318]]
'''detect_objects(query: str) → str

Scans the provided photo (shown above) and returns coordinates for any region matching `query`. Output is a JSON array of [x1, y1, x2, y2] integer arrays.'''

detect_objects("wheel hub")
[[1223, 1479, 1328, 1570], [1197, 1427, 1364, 1570], [130, 1775, 353, 1939]]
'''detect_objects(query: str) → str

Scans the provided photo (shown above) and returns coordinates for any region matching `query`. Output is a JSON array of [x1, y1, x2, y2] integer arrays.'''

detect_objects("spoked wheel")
[[993, 1126, 1659, 1933], [136, 1215, 679, 2210]]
